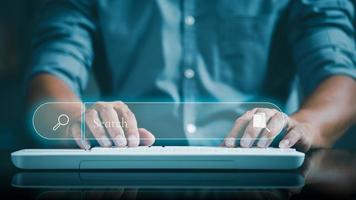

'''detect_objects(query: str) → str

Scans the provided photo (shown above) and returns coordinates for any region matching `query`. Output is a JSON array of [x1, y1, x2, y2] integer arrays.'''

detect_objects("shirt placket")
[[181, 0, 198, 144]]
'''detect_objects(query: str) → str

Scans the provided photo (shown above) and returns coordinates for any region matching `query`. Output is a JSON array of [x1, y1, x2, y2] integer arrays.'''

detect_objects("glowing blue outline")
[[32, 101, 286, 141]]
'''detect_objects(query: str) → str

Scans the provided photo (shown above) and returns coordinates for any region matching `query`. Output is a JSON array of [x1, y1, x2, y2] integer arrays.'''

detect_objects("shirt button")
[[184, 15, 195, 26], [184, 69, 195, 79], [186, 123, 196, 134]]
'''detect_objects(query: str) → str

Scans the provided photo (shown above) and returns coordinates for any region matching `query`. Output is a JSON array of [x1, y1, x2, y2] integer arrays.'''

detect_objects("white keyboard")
[[11, 146, 305, 170], [89, 146, 299, 155]]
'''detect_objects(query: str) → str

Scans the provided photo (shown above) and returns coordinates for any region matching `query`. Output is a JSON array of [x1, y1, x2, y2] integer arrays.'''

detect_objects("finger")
[[68, 122, 90, 150], [240, 108, 277, 148], [224, 109, 256, 147], [86, 109, 112, 147], [138, 128, 155, 146], [286, 125, 312, 152], [114, 103, 140, 147], [98, 107, 127, 147], [257, 112, 286, 148], [279, 127, 302, 149]]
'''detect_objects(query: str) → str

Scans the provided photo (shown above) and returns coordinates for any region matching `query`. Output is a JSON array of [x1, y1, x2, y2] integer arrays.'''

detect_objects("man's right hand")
[[68, 101, 155, 149]]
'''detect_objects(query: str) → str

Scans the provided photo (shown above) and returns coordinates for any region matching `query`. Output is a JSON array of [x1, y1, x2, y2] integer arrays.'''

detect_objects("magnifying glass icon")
[[52, 114, 70, 131]]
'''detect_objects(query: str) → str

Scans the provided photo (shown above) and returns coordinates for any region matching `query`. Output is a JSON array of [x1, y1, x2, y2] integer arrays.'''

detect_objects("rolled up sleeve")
[[29, 0, 96, 96], [287, 0, 356, 95]]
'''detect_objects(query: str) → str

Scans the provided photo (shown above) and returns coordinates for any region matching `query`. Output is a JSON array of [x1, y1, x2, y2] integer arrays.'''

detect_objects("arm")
[[286, 0, 356, 149], [224, 0, 355, 151], [28, 73, 81, 103], [27, 1, 154, 148], [290, 75, 356, 148], [27, 73, 82, 114], [27, 0, 94, 148]]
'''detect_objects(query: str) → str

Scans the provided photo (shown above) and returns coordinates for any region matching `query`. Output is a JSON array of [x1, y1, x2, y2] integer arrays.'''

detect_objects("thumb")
[[138, 128, 155, 146]]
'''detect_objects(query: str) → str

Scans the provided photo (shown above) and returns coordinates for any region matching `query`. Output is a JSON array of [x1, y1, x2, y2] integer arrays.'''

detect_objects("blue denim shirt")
[[29, 0, 356, 145]]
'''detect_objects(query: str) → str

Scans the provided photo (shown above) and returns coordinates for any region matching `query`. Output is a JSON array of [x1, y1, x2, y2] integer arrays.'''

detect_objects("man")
[[27, 0, 356, 152]]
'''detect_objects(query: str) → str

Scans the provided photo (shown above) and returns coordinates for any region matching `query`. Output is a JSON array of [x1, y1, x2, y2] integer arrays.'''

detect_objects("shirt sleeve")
[[287, 0, 356, 96], [29, 0, 96, 96]]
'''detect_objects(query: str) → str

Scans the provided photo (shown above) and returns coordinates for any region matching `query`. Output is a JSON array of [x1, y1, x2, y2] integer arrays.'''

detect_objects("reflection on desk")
[[12, 171, 304, 189], [12, 171, 304, 200], [302, 149, 356, 198]]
